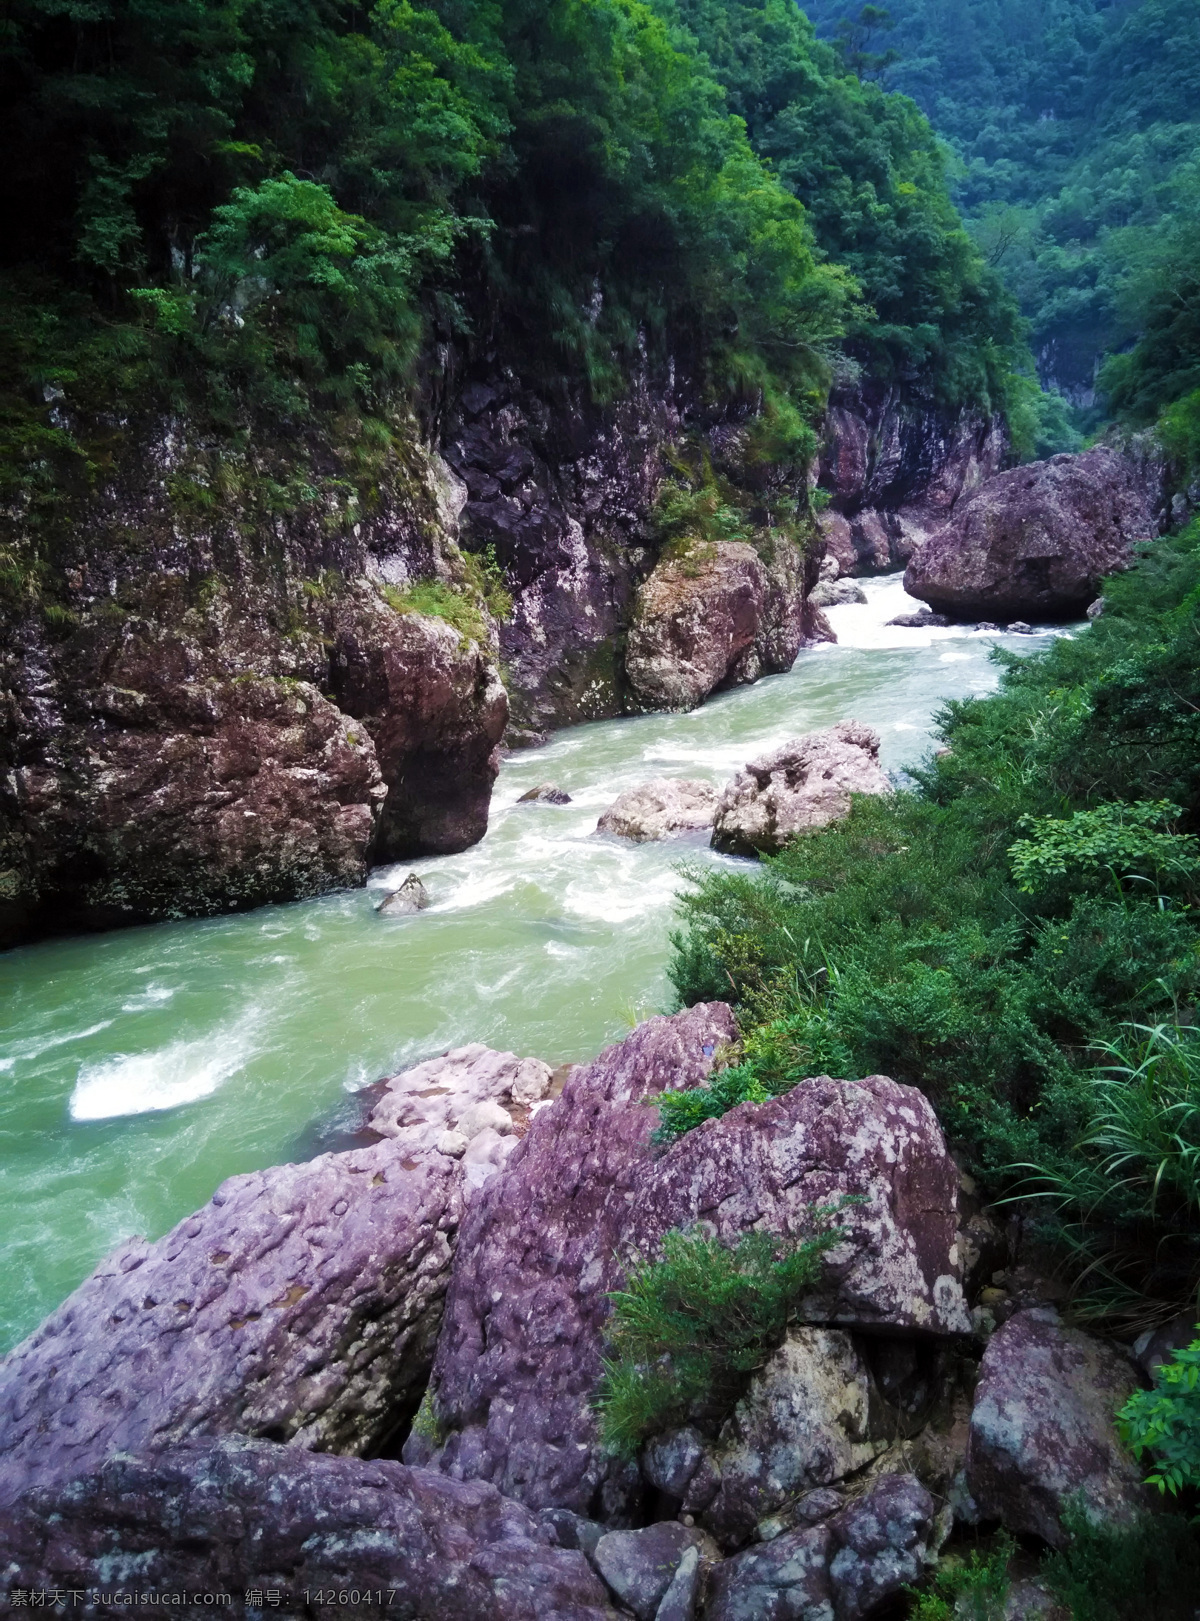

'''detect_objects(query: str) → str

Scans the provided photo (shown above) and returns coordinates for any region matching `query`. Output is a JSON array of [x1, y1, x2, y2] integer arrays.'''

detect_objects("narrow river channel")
[[0, 575, 1057, 1351]]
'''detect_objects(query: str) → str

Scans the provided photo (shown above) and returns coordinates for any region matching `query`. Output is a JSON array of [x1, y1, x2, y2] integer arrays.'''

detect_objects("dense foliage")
[[803, 0, 1200, 433], [662, 0, 1030, 418], [669, 519, 1200, 1327], [0, 0, 1051, 577]]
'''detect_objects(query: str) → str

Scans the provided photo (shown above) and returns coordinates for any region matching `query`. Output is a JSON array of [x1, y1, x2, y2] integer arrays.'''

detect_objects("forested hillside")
[[804, 0, 1200, 433], [0, 0, 1041, 596]]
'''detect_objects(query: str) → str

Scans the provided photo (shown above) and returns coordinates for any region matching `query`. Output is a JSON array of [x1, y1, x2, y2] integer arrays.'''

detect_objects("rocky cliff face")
[[814, 382, 1007, 576], [0, 424, 507, 948], [1, 363, 1004, 949]]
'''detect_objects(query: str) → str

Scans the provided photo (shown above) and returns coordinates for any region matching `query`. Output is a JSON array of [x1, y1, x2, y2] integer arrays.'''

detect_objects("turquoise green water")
[[0, 576, 1055, 1352]]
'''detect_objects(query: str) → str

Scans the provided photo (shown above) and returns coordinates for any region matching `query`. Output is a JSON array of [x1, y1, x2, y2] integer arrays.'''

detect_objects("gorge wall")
[[0, 366, 995, 950]]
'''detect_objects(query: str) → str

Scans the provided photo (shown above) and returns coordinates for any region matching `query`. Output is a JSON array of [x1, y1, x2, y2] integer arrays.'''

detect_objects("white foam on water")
[[69, 1019, 256, 1121], [3, 1019, 115, 1068], [120, 983, 175, 1013]]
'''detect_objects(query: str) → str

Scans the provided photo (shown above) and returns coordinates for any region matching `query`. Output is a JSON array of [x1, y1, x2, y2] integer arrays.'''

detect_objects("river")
[[0, 574, 1056, 1352]]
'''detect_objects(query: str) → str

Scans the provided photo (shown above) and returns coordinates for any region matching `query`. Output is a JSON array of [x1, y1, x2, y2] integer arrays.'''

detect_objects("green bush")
[[653, 1063, 769, 1142], [1039, 1499, 1200, 1621], [1119, 1331, 1200, 1497], [595, 1223, 839, 1457], [668, 523, 1200, 1307], [905, 1534, 1013, 1621]]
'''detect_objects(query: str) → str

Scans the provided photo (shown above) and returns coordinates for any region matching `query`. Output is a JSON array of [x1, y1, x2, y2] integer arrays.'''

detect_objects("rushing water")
[[0, 575, 1057, 1352]]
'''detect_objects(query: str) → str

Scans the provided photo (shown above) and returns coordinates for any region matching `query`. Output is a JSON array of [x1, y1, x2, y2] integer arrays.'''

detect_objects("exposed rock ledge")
[[0, 1006, 1154, 1617]]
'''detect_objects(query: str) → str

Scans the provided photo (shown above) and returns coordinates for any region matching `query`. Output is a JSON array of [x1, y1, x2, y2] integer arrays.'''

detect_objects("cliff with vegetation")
[[0, 0, 1038, 945]]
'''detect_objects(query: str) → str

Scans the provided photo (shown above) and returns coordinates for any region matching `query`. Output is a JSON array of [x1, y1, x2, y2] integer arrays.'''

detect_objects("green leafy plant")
[[1008, 802, 1200, 898], [653, 1063, 769, 1142], [595, 1223, 841, 1457], [1040, 1498, 1200, 1621], [905, 1534, 1014, 1621], [380, 579, 488, 646], [1118, 1331, 1200, 1496]]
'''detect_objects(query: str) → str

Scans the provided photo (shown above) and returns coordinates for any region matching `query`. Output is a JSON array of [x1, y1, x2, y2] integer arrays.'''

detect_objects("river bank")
[[0, 574, 1057, 1353]]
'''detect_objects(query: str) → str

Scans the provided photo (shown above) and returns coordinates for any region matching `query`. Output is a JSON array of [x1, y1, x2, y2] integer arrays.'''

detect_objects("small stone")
[[654, 1545, 701, 1621], [435, 1129, 469, 1157], [377, 872, 430, 915], [1006, 620, 1033, 634], [887, 609, 949, 627], [517, 783, 571, 804], [1086, 597, 1105, 620]]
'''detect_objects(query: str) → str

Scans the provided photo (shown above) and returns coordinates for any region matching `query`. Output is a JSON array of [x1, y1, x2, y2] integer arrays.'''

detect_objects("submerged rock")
[[518, 782, 572, 804], [0, 1134, 461, 1505], [711, 722, 891, 857], [964, 1308, 1152, 1547], [0, 1437, 617, 1619], [887, 609, 949, 628], [377, 870, 430, 914], [810, 577, 867, 607], [406, 1004, 969, 1522], [905, 447, 1160, 622], [596, 778, 718, 841]]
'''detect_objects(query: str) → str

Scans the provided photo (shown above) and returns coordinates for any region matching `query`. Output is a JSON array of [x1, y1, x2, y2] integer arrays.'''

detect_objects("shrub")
[[1118, 1331, 1200, 1497], [380, 579, 489, 646], [905, 1534, 1014, 1621], [653, 1063, 769, 1142], [1039, 1499, 1200, 1621], [595, 1223, 839, 1457], [1016, 1023, 1200, 1324]]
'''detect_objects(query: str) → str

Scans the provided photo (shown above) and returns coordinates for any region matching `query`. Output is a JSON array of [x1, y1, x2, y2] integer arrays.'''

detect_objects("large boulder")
[[904, 448, 1160, 622], [625, 540, 826, 713], [0, 1437, 616, 1620], [368, 1043, 554, 1197], [330, 590, 507, 857], [0, 1133, 462, 1506], [711, 722, 892, 857], [596, 779, 719, 842], [698, 1329, 886, 1549], [406, 1005, 969, 1523], [964, 1308, 1153, 1547], [706, 1472, 937, 1621]]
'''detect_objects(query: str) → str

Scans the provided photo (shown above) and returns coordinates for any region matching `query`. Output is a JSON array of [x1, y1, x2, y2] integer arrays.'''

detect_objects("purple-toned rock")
[[0, 1136, 460, 1507], [711, 723, 892, 857], [905, 448, 1160, 622], [407, 1005, 968, 1522], [376, 870, 430, 914], [0, 1437, 616, 1619], [368, 1043, 554, 1200], [597, 779, 719, 842], [405, 1004, 737, 1518], [826, 1473, 937, 1620], [518, 783, 573, 804], [964, 1308, 1152, 1547], [706, 1473, 935, 1621], [655, 1544, 703, 1621], [701, 1328, 885, 1548], [591, 1522, 711, 1620]]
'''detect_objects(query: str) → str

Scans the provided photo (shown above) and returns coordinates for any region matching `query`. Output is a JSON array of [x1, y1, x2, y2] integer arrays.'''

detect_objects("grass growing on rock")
[[595, 1224, 840, 1458]]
